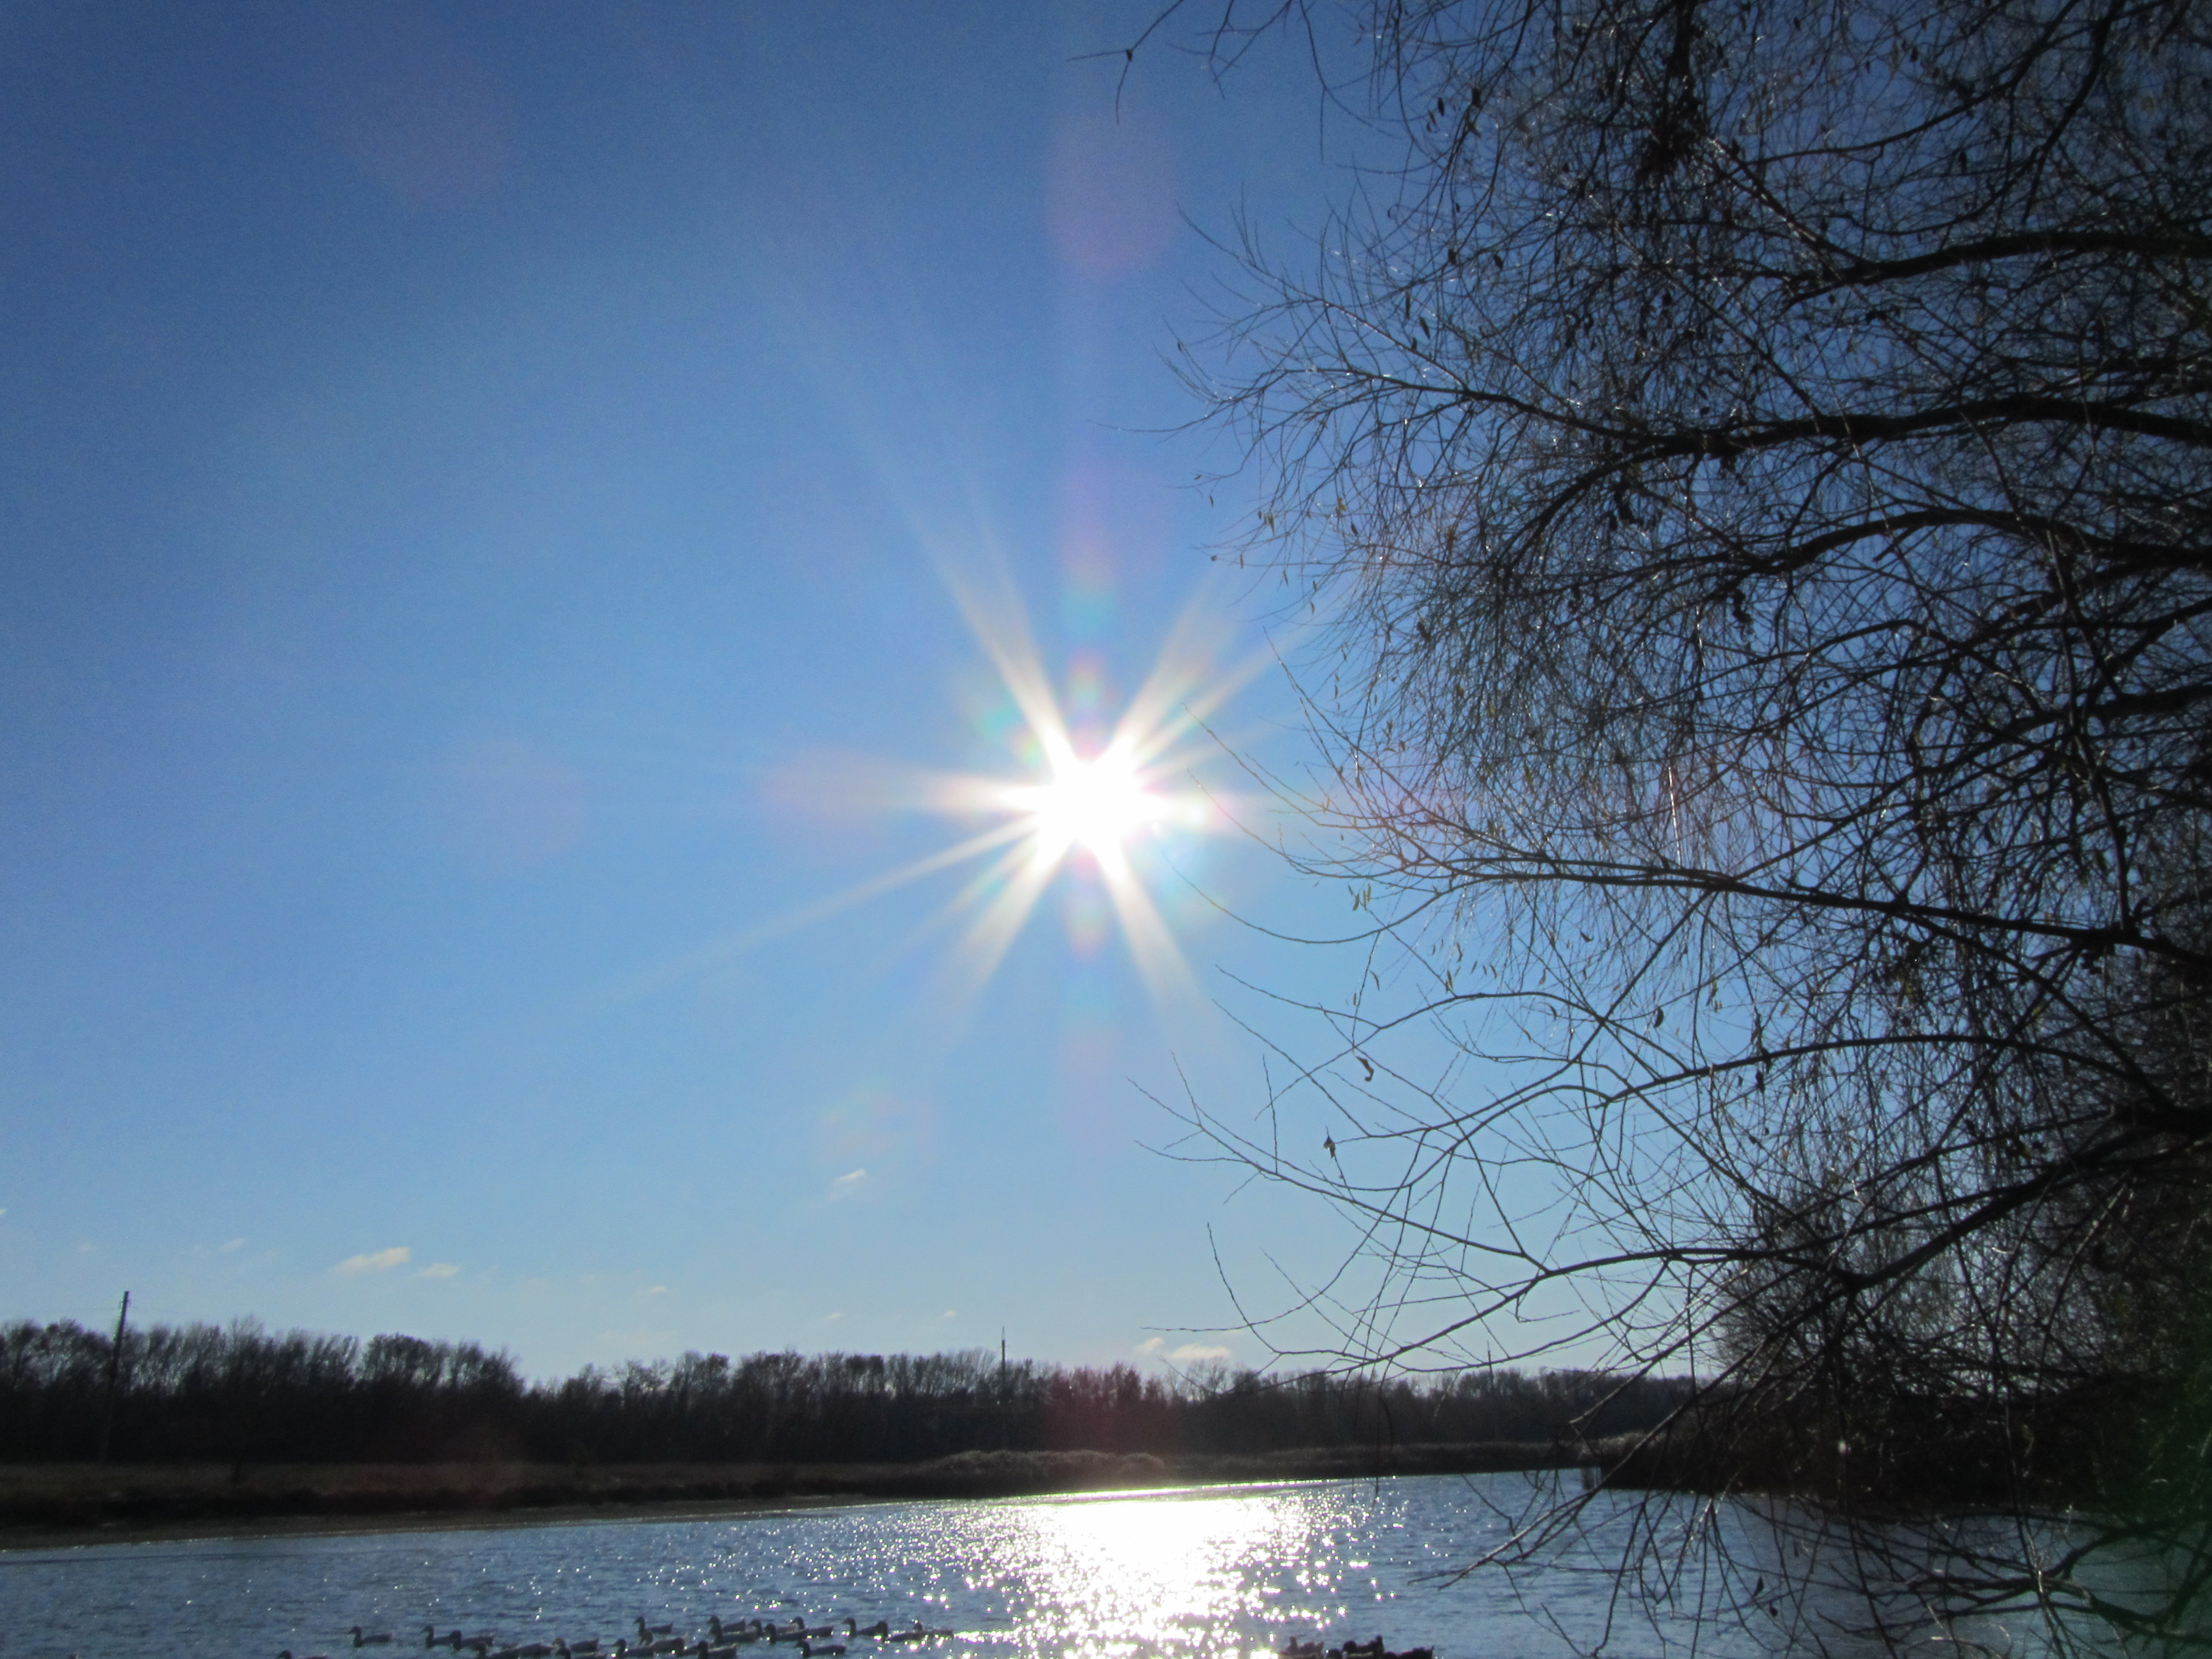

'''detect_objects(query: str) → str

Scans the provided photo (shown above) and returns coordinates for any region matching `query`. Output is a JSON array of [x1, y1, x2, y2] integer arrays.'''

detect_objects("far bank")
[[0, 1442, 1595, 1549]]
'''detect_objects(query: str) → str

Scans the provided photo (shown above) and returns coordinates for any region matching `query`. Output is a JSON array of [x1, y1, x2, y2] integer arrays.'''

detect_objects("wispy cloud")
[[333, 1246, 410, 1275], [1137, 1336, 1233, 1364], [418, 1262, 460, 1279], [218, 1238, 245, 1253], [941, 1309, 957, 1320], [828, 1167, 867, 1200], [823, 1310, 844, 1323], [641, 1284, 670, 1299]]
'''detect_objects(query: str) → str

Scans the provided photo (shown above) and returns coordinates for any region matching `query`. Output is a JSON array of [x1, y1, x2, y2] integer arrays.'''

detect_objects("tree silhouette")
[[1154, 0, 2212, 1647]]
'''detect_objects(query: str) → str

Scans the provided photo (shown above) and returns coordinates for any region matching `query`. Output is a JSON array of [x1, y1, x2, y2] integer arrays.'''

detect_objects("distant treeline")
[[0, 1318, 1688, 1465]]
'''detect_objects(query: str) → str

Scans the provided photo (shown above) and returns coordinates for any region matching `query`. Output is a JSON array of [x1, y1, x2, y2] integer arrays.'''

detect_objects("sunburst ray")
[[641, 564, 1247, 1023]]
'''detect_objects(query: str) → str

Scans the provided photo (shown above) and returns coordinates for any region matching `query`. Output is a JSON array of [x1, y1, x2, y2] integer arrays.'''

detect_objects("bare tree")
[[1154, 0, 2212, 1648]]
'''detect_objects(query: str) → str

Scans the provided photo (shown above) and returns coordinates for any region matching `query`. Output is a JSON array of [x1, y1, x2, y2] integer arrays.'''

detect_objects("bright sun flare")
[[1007, 749, 1166, 860], [877, 563, 1258, 1012], [713, 565, 1257, 1016]]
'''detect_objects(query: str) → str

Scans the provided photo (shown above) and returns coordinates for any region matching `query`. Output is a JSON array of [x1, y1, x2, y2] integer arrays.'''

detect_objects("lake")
[[0, 1474, 2050, 1659]]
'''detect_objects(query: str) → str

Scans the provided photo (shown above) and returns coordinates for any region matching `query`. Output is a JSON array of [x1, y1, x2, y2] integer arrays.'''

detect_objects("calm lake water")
[[0, 1475, 2056, 1659]]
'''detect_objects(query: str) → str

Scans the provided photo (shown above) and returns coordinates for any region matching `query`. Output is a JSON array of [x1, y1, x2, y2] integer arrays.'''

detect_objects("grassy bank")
[[0, 1441, 1586, 1546]]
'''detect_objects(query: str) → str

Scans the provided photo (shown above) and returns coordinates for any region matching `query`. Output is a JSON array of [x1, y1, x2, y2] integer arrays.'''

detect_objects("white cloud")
[[942, 1309, 958, 1320], [641, 1284, 670, 1298], [218, 1238, 245, 1252], [828, 1167, 867, 1200], [333, 1246, 411, 1275], [1138, 1336, 1234, 1365], [75, 1241, 95, 1254], [823, 1310, 844, 1323], [418, 1262, 461, 1279]]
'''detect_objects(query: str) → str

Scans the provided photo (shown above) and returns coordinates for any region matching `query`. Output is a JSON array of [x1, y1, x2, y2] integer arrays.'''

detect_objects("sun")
[[703, 562, 1257, 1016], [1006, 746, 1167, 861]]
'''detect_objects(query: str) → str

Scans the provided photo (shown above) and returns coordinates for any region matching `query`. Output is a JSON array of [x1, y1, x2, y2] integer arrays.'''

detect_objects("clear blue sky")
[[0, 1, 1402, 1375]]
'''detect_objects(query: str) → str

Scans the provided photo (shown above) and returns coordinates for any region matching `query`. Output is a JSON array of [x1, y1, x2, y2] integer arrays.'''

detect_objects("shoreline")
[[0, 1442, 1590, 1553], [0, 1492, 887, 1554]]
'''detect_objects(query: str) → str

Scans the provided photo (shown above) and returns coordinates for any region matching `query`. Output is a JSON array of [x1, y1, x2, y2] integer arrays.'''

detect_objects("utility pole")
[[96, 1290, 130, 1464], [999, 1329, 1008, 1451]]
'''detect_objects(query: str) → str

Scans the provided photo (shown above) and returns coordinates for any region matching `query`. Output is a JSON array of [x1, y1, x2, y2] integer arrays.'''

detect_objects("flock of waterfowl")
[[273, 1621, 1433, 1659], [1279, 1640, 1433, 1659], [282, 1614, 959, 1659]]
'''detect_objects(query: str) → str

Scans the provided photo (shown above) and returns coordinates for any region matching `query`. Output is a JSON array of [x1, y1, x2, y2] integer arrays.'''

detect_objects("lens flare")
[[678, 563, 1261, 1021], [902, 563, 1262, 1009], [1006, 747, 1164, 860]]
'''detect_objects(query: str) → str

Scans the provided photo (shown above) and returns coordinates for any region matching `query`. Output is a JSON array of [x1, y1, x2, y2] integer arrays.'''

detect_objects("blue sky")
[[0, 2, 1407, 1375]]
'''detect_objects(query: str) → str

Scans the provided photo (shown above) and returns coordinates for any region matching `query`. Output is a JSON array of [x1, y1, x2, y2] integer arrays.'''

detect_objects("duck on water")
[[308, 1612, 1435, 1659]]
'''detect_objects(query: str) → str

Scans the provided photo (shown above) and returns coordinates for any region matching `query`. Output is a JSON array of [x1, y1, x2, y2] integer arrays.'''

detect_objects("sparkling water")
[[0, 1474, 2051, 1659]]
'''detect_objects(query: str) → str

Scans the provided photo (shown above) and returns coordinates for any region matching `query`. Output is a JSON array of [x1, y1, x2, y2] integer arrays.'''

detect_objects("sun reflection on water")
[[958, 1490, 1348, 1659], [0, 1474, 1962, 1659]]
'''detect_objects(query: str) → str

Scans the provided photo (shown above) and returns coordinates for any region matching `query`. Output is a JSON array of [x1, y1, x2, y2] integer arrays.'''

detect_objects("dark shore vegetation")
[[0, 1318, 1685, 1535], [0, 1444, 1598, 1543]]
